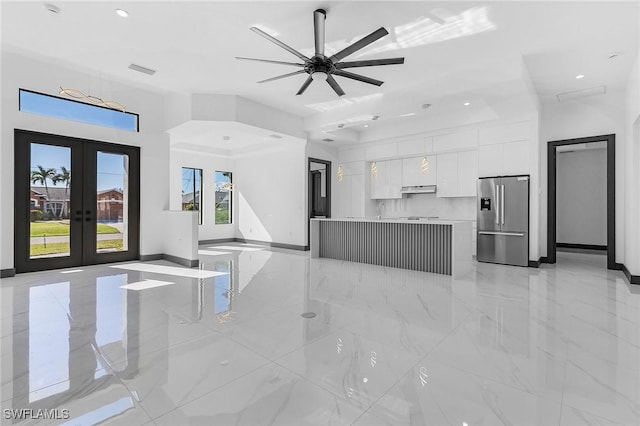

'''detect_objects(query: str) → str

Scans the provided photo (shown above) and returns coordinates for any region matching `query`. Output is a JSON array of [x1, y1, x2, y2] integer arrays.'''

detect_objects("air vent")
[[557, 85, 606, 102], [269, 134, 283, 139], [128, 63, 156, 76], [322, 138, 334, 142]]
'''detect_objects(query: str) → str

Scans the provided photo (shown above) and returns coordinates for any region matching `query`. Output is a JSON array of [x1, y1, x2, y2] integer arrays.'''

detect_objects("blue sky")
[[31, 143, 127, 191], [20, 89, 137, 132]]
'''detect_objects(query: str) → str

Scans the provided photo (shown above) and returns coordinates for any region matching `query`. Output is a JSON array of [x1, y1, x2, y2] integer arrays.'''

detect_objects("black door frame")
[[307, 157, 331, 247], [14, 129, 140, 273], [547, 134, 615, 269]]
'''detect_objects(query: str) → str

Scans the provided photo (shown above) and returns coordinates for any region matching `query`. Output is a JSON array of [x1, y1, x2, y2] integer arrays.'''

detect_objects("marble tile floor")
[[0, 244, 638, 425]]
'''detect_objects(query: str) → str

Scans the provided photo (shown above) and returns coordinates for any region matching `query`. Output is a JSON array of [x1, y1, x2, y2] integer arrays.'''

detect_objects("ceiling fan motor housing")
[[305, 57, 334, 75]]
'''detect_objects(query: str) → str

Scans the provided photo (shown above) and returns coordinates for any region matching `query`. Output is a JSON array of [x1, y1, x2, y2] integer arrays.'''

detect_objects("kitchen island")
[[310, 218, 472, 278]]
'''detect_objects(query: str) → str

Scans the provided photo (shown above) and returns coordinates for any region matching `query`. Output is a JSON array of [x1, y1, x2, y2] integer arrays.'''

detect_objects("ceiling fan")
[[236, 9, 404, 97]]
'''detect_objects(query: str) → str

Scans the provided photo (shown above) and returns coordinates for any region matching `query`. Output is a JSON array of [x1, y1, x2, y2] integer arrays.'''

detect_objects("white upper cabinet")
[[502, 140, 530, 175], [457, 150, 478, 197], [436, 151, 478, 197], [401, 155, 437, 187], [369, 160, 387, 199], [385, 159, 402, 199], [478, 141, 529, 177], [436, 153, 458, 197], [369, 159, 402, 199], [477, 121, 531, 177], [433, 130, 478, 152]]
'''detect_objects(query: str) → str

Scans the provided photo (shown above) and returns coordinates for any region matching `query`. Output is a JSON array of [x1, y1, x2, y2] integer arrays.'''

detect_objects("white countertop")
[[311, 217, 469, 225]]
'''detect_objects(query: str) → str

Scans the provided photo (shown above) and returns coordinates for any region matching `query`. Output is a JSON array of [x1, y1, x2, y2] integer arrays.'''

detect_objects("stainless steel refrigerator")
[[477, 175, 529, 266]]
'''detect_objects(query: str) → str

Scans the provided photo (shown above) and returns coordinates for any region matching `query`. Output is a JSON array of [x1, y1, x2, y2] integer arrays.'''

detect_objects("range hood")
[[400, 185, 437, 194]]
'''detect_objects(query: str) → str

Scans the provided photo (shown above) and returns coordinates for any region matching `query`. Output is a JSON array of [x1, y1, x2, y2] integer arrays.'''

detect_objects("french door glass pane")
[[29, 143, 71, 259], [96, 151, 129, 253]]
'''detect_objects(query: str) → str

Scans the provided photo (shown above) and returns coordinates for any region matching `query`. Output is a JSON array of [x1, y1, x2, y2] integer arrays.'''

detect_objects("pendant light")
[[421, 103, 431, 174], [336, 164, 344, 182]]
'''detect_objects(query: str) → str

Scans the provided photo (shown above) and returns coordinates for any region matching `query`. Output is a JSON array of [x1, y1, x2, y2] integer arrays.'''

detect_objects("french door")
[[14, 130, 140, 273]]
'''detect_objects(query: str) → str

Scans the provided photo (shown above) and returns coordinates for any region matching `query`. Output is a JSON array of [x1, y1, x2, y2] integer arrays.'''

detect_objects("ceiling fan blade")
[[329, 27, 389, 62], [335, 57, 404, 69], [296, 75, 314, 95], [333, 70, 384, 86], [313, 9, 326, 57], [236, 57, 304, 67], [257, 70, 306, 83], [250, 27, 310, 62], [326, 74, 345, 97]]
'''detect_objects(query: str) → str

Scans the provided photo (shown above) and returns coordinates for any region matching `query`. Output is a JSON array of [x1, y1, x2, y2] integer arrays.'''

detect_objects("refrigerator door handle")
[[500, 184, 505, 225], [478, 231, 525, 237], [495, 184, 500, 224]]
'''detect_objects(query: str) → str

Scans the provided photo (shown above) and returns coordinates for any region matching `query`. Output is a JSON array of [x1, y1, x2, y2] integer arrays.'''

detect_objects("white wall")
[[169, 149, 236, 241], [624, 52, 640, 275], [556, 148, 607, 246], [234, 143, 307, 247], [160, 210, 198, 261], [539, 89, 627, 262], [0, 50, 171, 270]]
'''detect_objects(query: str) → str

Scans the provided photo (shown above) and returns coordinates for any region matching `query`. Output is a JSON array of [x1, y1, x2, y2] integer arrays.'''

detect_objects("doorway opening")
[[547, 134, 615, 269], [14, 130, 140, 273], [308, 158, 331, 247]]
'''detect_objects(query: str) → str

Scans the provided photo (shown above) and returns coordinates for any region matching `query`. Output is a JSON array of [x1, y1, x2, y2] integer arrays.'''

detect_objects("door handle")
[[74, 210, 83, 222], [495, 184, 500, 225], [479, 231, 524, 237], [85, 210, 92, 222], [500, 184, 505, 225]]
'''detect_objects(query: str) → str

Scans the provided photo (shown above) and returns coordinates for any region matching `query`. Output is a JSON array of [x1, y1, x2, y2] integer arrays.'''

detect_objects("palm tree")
[[52, 166, 71, 218], [31, 165, 56, 216]]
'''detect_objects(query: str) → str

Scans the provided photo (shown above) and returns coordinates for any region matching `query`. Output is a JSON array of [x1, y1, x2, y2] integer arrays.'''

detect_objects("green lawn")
[[215, 209, 230, 224], [30, 221, 120, 237], [30, 239, 124, 257]]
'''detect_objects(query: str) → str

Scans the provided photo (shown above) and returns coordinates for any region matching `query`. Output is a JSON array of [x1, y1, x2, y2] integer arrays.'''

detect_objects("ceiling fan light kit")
[[237, 9, 405, 97]]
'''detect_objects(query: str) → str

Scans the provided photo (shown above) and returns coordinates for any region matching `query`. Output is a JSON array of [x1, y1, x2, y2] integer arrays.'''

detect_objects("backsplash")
[[376, 194, 476, 220]]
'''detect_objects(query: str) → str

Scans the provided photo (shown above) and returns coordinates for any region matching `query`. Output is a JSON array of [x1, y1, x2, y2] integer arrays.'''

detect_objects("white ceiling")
[[2, 0, 638, 147], [168, 120, 303, 156]]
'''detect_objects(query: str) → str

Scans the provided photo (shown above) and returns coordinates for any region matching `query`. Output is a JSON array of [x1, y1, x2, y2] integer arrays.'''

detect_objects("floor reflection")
[[0, 247, 638, 425]]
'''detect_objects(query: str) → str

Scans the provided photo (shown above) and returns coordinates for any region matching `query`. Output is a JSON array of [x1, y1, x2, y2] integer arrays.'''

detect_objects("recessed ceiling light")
[[608, 53, 620, 60], [398, 112, 416, 117], [364, 124, 369, 128], [222, 136, 231, 141], [464, 102, 471, 106], [372, 115, 380, 121], [115, 9, 129, 18], [576, 74, 585, 79]]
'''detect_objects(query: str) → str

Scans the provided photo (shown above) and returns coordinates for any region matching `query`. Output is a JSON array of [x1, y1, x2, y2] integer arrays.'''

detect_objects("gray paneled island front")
[[310, 218, 472, 278]]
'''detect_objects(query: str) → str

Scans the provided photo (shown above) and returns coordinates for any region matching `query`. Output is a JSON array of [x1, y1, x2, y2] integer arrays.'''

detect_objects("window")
[[215, 171, 232, 224], [19, 89, 138, 132], [182, 168, 202, 225]]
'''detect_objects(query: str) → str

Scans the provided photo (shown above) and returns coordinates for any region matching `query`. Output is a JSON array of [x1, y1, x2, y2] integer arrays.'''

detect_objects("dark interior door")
[[311, 171, 326, 217], [14, 130, 140, 273]]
